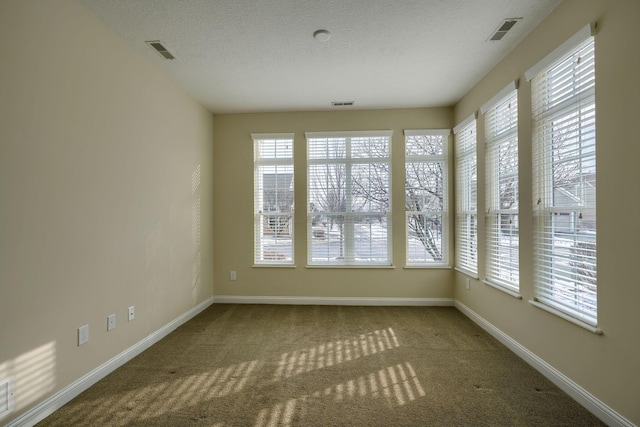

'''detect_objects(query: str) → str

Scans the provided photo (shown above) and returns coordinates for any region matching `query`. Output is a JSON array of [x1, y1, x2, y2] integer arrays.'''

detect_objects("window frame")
[[404, 129, 450, 268], [527, 24, 599, 331], [481, 82, 520, 294], [252, 133, 295, 266], [306, 131, 393, 267], [453, 116, 478, 277]]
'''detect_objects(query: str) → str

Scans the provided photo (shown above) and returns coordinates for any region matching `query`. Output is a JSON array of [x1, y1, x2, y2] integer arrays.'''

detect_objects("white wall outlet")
[[466, 278, 471, 290], [78, 324, 89, 346], [107, 314, 116, 331], [230, 271, 237, 281], [128, 306, 135, 321]]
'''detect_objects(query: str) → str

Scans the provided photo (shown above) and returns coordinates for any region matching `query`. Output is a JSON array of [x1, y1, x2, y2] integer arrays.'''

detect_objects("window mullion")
[[345, 137, 354, 262]]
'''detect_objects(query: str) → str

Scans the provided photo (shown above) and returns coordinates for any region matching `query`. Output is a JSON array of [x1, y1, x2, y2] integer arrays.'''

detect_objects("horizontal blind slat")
[[455, 121, 478, 274], [307, 133, 392, 266], [254, 135, 295, 265], [531, 35, 597, 325], [485, 89, 519, 289]]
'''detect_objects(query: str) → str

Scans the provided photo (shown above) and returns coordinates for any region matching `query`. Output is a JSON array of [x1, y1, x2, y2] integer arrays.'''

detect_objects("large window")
[[482, 84, 519, 292], [527, 24, 597, 327], [253, 133, 294, 265], [306, 131, 392, 266], [404, 129, 449, 267], [454, 117, 478, 276]]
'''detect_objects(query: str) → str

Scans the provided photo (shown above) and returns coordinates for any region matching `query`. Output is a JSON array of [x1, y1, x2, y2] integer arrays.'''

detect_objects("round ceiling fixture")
[[313, 29, 331, 42]]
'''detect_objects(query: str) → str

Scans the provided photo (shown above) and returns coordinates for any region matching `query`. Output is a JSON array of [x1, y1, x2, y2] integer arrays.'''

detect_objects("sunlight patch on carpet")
[[272, 327, 400, 381], [254, 362, 426, 426]]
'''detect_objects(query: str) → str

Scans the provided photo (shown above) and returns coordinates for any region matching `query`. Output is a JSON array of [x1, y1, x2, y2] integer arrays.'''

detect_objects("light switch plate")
[[107, 314, 116, 331], [78, 324, 89, 346]]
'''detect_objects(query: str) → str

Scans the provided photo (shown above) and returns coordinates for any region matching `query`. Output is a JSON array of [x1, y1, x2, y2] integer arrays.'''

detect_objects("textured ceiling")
[[77, 0, 561, 114]]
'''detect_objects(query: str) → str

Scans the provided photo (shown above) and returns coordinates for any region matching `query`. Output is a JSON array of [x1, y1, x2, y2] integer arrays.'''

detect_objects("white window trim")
[[403, 129, 450, 137], [454, 117, 478, 276], [252, 133, 295, 266], [306, 131, 393, 266], [529, 26, 599, 329], [479, 80, 519, 114], [525, 23, 596, 81], [453, 113, 476, 134], [404, 129, 451, 267], [483, 86, 520, 294]]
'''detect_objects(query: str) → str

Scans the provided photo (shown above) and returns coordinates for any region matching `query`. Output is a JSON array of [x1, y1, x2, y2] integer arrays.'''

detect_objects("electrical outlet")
[[0, 377, 14, 418], [107, 314, 116, 331], [128, 306, 135, 321], [78, 324, 89, 346], [230, 271, 237, 281]]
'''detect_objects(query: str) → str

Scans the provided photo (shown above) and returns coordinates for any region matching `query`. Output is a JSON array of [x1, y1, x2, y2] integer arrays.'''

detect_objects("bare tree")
[[351, 135, 445, 261], [404, 136, 446, 261], [308, 139, 348, 257], [551, 113, 597, 293], [405, 161, 445, 261]]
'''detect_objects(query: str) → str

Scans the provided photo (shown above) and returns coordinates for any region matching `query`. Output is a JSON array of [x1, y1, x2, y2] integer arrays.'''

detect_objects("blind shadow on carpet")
[[37, 304, 604, 426]]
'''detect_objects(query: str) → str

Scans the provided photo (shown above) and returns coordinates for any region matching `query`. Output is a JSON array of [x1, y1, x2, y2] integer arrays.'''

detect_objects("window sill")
[[528, 299, 603, 335], [454, 267, 479, 280], [404, 265, 452, 270], [305, 265, 396, 269], [483, 280, 522, 299], [253, 264, 297, 268]]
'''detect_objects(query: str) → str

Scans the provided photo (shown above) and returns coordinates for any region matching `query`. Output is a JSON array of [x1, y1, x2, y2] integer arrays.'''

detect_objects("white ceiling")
[[77, 0, 561, 114]]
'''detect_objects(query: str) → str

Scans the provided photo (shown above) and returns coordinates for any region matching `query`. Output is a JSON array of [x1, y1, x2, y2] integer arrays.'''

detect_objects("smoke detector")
[[313, 30, 331, 42]]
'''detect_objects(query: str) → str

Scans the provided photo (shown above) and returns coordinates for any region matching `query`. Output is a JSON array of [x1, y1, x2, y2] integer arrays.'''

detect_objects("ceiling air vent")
[[146, 40, 175, 59], [488, 18, 522, 41], [332, 101, 355, 107]]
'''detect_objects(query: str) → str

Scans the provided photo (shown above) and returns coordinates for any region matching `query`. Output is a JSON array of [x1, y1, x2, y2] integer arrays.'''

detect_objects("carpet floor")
[[37, 304, 605, 426]]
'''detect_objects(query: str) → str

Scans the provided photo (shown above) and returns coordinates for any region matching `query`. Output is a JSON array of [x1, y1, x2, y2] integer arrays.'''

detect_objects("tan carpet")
[[38, 304, 605, 426]]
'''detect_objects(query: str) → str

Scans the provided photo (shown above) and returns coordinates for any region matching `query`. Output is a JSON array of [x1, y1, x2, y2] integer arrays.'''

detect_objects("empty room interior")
[[1, 0, 639, 425]]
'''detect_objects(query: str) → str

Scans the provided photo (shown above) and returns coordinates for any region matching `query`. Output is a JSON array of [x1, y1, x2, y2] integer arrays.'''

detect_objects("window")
[[481, 83, 519, 292], [527, 24, 597, 327], [454, 117, 478, 276], [306, 131, 392, 266], [404, 129, 450, 267], [252, 133, 294, 265]]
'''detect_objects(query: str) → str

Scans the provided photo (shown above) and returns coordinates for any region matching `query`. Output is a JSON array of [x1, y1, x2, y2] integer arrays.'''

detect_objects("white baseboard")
[[8, 297, 214, 427], [10, 296, 630, 427], [454, 300, 635, 427], [213, 295, 454, 306]]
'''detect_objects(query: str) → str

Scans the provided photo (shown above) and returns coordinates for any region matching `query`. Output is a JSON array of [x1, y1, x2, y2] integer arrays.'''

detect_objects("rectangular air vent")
[[332, 101, 355, 107], [488, 18, 522, 41], [145, 40, 175, 59]]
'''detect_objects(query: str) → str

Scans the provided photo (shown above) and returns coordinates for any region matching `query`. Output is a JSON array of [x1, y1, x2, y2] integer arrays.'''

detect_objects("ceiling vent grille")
[[488, 18, 522, 41], [146, 40, 175, 59], [332, 101, 355, 107]]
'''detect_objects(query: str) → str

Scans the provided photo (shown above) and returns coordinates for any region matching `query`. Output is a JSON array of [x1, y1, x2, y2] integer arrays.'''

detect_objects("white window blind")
[[404, 129, 450, 267], [454, 118, 478, 276], [306, 131, 392, 266], [529, 28, 597, 326], [252, 133, 294, 265], [484, 86, 519, 291]]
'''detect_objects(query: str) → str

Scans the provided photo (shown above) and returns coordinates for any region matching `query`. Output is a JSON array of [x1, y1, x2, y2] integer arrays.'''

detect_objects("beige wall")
[[0, 1, 213, 423], [212, 108, 454, 299], [453, 0, 640, 424]]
